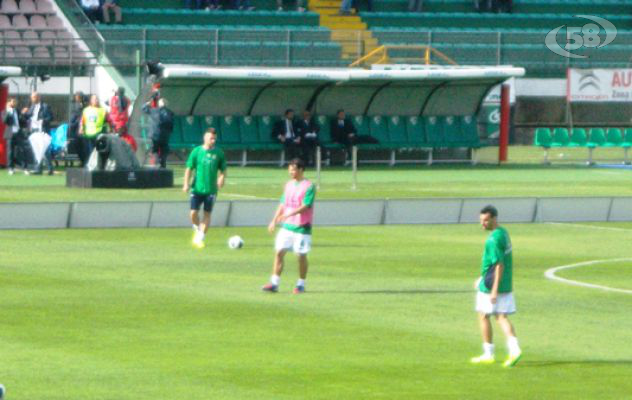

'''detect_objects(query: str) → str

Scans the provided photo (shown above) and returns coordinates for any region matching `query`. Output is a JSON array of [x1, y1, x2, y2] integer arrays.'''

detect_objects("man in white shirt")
[[81, 0, 101, 22]]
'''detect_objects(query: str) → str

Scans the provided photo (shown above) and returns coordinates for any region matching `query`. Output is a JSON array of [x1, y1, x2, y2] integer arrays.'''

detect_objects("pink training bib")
[[284, 179, 313, 227]]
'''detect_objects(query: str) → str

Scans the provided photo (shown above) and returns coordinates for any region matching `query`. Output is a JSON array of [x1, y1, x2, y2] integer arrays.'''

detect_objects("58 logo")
[[545, 15, 617, 59]]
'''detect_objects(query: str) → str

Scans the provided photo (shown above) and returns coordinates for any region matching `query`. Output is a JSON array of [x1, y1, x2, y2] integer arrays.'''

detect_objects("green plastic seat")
[[424, 116, 444, 146], [351, 115, 371, 136], [219, 115, 242, 148], [623, 128, 632, 147], [169, 117, 186, 149], [175, 115, 201, 148], [315, 115, 340, 148], [534, 127, 552, 148], [200, 115, 220, 134], [606, 128, 623, 147], [387, 116, 408, 147], [442, 116, 463, 147], [239, 116, 260, 147], [367, 115, 388, 146], [256, 115, 281, 150], [551, 127, 570, 147], [460, 115, 479, 147], [406, 116, 427, 147], [569, 128, 587, 147], [587, 128, 607, 147]]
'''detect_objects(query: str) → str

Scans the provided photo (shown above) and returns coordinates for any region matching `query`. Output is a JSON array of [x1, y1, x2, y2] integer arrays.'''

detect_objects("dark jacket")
[[295, 118, 319, 140], [330, 117, 356, 144], [2, 108, 22, 140], [69, 100, 84, 139], [272, 118, 301, 142], [23, 102, 53, 134], [143, 103, 174, 143]]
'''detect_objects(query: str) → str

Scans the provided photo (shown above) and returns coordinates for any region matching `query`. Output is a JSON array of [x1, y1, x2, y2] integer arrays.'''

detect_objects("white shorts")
[[475, 291, 516, 315], [275, 228, 312, 255]]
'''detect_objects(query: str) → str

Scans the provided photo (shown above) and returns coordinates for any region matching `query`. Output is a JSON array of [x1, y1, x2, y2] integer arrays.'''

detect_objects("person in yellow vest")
[[79, 94, 109, 162]]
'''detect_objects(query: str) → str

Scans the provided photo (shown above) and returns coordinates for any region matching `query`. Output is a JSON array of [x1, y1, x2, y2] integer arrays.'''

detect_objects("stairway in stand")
[[309, 0, 380, 64]]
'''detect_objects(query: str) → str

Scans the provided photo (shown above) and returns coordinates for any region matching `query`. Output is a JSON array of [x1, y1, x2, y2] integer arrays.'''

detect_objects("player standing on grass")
[[262, 158, 316, 294], [471, 205, 522, 367], [183, 128, 226, 249]]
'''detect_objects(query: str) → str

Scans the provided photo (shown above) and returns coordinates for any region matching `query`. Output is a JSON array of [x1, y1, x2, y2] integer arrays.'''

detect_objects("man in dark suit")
[[2, 98, 28, 174], [272, 109, 303, 160], [22, 92, 54, 175], [330, 109, 378, 159], [295, 109, 319, 166]]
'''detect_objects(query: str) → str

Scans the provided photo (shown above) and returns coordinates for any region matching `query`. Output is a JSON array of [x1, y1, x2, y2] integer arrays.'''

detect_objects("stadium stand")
[[0, 0, 91, 65]]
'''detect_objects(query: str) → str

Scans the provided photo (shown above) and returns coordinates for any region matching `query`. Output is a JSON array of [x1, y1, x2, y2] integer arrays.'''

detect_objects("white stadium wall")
[[1, 198, 632, 230]]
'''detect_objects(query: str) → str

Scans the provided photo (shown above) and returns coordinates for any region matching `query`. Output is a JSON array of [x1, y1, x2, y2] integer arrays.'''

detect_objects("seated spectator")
[[102, 0, 122, 23], [330, 109, 378, 159], [278, 0, 305, 12], [474, 0, 491, 12], [296, 110, 319, 166], [80, 0, 101, 22], [408, 0, 422, 12], [495, 0, 512, 13], [272, 109, 303, 160], [233, 0, 254, 10], [185, 0, 207, 9]]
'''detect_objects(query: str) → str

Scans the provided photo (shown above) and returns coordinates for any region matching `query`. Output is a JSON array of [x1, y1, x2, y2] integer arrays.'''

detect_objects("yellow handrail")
[[349, 44, 458, 68]]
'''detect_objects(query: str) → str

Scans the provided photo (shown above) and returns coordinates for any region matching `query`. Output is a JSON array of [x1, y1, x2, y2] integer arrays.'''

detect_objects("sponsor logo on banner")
[[568, 69, 632, 102]]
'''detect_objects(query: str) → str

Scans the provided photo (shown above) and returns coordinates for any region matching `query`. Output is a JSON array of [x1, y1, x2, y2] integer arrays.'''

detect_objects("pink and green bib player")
[[263, 158, 316, 294]]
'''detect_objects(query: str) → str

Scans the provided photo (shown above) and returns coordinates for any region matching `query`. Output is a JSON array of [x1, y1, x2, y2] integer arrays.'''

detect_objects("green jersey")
[[479, 226, 513, 294], [186, 146, 226, 195]]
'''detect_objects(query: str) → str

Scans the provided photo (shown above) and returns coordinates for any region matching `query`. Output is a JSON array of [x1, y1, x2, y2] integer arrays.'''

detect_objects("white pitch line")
[[222, 193, 271, 200], [547, 222, 632, 233], [544, 258, 632, 295]]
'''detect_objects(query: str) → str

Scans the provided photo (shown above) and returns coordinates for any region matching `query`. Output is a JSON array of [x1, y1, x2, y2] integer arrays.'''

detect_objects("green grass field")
[[2, 223, 631, 399], [2, 145, 632, 202]]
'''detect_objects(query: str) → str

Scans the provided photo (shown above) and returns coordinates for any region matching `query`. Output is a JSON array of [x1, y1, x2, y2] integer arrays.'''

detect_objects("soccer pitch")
[[1, 223, 631, 399]]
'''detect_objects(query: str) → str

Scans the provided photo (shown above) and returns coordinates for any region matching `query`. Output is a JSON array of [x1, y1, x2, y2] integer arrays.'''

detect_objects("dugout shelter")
[[131, 65, 525, 167]]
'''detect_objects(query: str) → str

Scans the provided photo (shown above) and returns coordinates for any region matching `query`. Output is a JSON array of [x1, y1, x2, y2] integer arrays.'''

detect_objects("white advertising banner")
[[568, 68, 632, 102]]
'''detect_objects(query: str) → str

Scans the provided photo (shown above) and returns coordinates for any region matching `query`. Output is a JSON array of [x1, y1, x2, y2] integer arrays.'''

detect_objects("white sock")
[[297, 279, 305, 287], [507, 336, 520, 356], [199, 231, 205, 241], [270, 275, 280, 286], [192, 224, 198, 232], [483, 342, 494, 357]]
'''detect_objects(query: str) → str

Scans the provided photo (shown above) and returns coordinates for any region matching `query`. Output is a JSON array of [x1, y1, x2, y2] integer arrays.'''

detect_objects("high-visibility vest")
[[82, 106, 107, 137]]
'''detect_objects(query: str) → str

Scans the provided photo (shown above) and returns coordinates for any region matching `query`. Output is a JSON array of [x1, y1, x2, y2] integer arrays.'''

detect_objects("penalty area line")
[[544, 258, 632, 295]]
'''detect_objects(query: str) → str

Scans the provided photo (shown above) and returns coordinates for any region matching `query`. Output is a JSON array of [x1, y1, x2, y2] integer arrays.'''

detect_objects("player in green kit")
[[471, 205, 522, 367], [183, 128, 226, 248]]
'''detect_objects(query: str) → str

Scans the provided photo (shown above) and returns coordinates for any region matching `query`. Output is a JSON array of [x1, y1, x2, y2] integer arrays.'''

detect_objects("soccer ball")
[[228, 235, 244, 249]]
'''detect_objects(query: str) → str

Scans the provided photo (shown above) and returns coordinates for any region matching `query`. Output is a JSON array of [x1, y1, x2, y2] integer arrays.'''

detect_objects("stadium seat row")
[[164, 115, 480, 151], [534, 127, 632, 148], [0, 14, 62, 30]]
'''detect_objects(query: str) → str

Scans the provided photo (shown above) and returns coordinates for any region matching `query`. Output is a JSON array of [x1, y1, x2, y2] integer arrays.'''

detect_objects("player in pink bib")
[[262, 158, 316, 294]]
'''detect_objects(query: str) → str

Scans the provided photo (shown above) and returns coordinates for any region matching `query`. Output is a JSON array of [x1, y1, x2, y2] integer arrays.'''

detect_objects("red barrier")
[[0, 84, 7, 166], [498, 83, 510, 163]]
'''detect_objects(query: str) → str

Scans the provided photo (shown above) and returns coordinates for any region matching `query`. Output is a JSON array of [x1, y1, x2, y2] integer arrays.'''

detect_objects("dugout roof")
[[0, 67, 22, 82], [152, 65, 525, 117]]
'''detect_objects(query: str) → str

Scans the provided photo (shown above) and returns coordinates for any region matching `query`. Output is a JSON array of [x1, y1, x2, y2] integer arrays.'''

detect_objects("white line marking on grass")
[[222, 193, 271, 200], [547, 222, 632, 233], [544, 258, 632, 294]]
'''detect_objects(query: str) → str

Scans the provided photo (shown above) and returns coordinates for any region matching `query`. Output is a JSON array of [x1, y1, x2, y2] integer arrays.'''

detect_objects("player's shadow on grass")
[[312, 289, 471, 295], [521, 360, 632, 368]]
